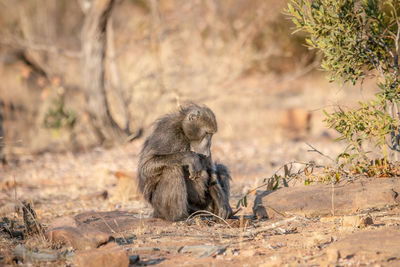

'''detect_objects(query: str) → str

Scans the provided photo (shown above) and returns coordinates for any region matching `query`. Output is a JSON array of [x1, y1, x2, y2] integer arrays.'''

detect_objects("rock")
[[48, 216, 78, 229], [254, 178, 400, 218], [253, 202, 269, 219], [342, 215, 374, 228], [360, 216, 374, 227], [46, 226, 111, 250], [129, 255, 139, 264], [75, 242, 129, 267], [46, 215, 113, 250], [74, 211, 168, 234], [13, 244, 74, 263], [326, 229, 400, 261], [342, 215, 362, 228], [47, 211, 172, 251]]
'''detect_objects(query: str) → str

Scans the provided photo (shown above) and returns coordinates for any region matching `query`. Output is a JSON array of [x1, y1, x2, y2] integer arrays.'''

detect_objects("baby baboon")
[[138, 104, 232, 221]]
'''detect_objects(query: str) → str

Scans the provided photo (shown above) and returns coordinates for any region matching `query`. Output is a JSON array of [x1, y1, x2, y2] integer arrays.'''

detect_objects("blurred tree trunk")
[[0, 100, 4, 165], [81, 0, 128, 144]]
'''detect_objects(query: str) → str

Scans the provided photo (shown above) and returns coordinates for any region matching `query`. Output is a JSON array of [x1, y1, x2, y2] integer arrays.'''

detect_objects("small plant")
[[286, 0, 400, 165], [43, 98, 76, 130], [236, 162, 314, 208], [324, 99, 397, 165]]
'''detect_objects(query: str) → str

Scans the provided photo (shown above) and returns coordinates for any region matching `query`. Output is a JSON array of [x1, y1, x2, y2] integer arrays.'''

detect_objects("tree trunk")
[[81, 0, 128, 144], [0, 100, 5, 165]]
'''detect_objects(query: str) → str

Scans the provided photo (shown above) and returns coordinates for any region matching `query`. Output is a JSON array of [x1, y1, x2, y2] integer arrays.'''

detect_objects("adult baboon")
[[138, 104, 232, 221]]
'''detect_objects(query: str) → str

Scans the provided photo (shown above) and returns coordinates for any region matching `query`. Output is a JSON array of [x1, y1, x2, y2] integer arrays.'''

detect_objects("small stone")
[[342, 215, 362, 228], [129, 255, 139, 264], [253, 205, 268, 219], [75, 243, 129, 267], [360, 216, 373, 227]]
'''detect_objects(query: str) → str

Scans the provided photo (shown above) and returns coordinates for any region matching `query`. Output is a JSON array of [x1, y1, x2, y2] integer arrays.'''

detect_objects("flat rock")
[[74, 210, 169, 234], [326, 228, 400, 262], [46, 211, 171, 250], [46, 226, 111, 250], [75, 242, 129, 267], [48, 216, 78, 229], [253, 178, 400, 218]]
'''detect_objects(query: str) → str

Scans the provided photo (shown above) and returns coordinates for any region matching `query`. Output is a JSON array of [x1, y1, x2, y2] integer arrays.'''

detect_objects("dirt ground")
[[1, 1, 400, 266], [1, 75, 399, 267], [1, 137, 400, 266]]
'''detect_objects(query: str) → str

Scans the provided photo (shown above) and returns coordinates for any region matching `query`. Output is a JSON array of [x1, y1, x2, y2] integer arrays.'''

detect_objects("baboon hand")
[[213, 190, 232, 219], [182, 152, 203, 180], [217, 201, 233, 219]]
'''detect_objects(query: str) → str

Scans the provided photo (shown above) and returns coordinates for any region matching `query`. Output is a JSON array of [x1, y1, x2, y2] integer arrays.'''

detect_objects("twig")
[[392, 4, 400, 81], [331, 182, 335, 216], [306, 142, 335, 162], [264, 205, 288, 218], [231, 208, 242, 216], [185, 210, 232, 229], [362, 43, 385, 78]]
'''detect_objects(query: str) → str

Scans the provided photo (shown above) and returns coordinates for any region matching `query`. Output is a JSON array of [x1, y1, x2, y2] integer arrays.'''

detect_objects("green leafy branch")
[[286, 0, 400, 163]]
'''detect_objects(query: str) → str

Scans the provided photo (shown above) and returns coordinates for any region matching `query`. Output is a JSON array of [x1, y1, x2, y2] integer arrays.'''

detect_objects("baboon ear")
[[188, 109, 200, 121]]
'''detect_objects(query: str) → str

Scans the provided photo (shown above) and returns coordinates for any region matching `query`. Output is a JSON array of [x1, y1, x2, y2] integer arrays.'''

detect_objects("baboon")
[[138, 103, 232, 221]]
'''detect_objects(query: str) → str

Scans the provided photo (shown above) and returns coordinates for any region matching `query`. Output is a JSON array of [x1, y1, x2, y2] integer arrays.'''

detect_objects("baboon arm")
[[208, 174, 232, 219], [140, 152, 192, 178]]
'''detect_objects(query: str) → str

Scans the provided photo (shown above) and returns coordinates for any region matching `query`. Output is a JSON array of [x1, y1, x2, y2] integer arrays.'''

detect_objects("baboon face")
[[182, 106, 217, 157]]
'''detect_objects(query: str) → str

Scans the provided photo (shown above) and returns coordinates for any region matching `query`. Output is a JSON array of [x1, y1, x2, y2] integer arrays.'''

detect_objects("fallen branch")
[[241, 216, 298, 237]]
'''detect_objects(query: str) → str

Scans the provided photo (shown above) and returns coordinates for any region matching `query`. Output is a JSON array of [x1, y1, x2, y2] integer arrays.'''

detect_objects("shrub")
[[287, 0, 400, 164]]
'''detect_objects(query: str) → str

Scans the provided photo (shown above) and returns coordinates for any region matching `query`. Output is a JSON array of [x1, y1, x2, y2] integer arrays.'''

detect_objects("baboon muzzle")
[[190, 136, 211, 157]]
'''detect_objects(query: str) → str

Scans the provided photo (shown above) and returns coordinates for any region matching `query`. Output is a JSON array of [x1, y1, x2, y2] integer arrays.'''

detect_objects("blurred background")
[[0, 0, 378, 183]]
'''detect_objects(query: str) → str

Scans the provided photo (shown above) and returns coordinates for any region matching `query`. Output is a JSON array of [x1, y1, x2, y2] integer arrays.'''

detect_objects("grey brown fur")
[[138, 104, 232, 221]]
